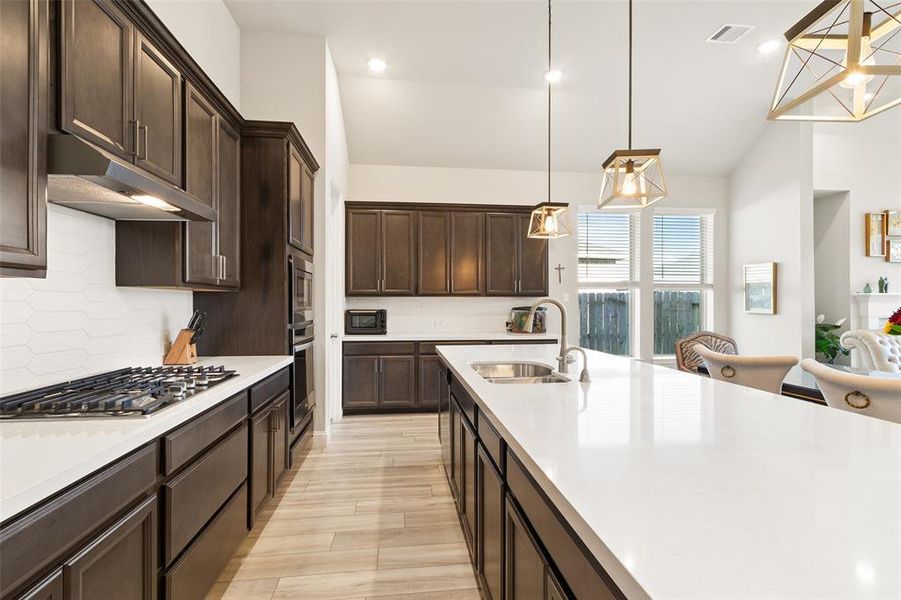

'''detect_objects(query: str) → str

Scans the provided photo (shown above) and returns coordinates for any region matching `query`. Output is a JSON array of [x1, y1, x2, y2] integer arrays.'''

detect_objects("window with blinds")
[[653, 213, 714, 287], [577, 212, 638, 284]]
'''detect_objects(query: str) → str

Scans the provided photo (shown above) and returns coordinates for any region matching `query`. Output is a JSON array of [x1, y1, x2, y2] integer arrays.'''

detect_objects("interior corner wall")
[[813, 192, 851, 364], [728, 122, 814, 359], [146, 0, 242, 109]]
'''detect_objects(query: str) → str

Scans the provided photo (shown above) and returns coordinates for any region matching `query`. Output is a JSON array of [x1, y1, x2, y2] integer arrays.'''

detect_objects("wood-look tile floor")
[[208, 414, 480, 600]]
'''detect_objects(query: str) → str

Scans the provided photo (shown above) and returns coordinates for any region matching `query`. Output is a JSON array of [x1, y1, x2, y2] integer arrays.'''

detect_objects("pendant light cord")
[[547, 0, 552, 204], [628, 0, 632, 150]]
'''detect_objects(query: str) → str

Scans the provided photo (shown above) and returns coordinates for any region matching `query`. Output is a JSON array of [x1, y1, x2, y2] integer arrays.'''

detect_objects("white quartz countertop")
[[437, 344, 901, 600], [342, 331, 558, 342], [0, 355, 292, 523]]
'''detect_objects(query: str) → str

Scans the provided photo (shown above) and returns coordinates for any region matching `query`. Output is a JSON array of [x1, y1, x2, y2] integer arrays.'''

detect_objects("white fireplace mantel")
[[852, 292, 900, 330]]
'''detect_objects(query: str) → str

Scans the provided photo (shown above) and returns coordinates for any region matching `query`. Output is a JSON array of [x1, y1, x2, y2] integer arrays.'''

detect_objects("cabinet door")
[[478, 445, 505, 600], [382, 210, 416, 295], [63, 495, 157, 600], [450, 399, 463, 504], [183, 82, 218, 286], [59, 0, 134, 159], [250, 407, 272, 523], [346, 209, 381, 295], [545, 569, 569, 600], [216, 119, 240, 287], [342, 355, 380, 409], [20, 569, 62, 600], [0, 0, 48, 276], [462, 415, 478, 557], [517, 214, 548, 296], [380, 355, 416, 408], [438, 363, 451, 473], [418, 211, 450, 295], [418, 355, 444, 409], [486, 213, 518, 296], [300, 160, 315, 256], [133, 32, 181, 185], [505, 496, 546, 600], [288, 146, 304, 252], [271, 393, 289, 486], [451, 212, 484, 295]]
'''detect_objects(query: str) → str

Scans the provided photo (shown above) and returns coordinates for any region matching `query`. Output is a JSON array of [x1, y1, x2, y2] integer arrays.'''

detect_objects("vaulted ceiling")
[[226, 1, 820, 176]]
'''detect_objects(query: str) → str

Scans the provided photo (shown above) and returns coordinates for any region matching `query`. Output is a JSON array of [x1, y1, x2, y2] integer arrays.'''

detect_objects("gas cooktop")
[[0, 365, 237, 419]]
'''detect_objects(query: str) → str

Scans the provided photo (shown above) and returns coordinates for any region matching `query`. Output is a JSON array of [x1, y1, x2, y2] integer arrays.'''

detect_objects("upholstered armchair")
[[693, 345, 798, 394], [801, 359, 901, 424], [839, 330, 901, 373]]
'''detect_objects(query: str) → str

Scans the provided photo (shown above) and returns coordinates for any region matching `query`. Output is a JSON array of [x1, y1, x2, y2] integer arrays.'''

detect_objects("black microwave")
[[345, 309, 387, 335]]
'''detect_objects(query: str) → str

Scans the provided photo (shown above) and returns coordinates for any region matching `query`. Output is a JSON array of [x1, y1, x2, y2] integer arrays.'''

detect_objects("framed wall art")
[[887, 239, 901, 263], [866, 213, 886, 257], [744, 262, 777, 315], [886, 210, 901, 237]]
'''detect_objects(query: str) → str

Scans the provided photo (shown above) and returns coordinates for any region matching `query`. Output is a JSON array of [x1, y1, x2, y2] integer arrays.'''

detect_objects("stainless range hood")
[[47, 135, 216, 222]]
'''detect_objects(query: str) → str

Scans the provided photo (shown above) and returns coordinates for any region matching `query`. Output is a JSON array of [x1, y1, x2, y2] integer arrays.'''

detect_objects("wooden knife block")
[[164, 329, 198, 365]]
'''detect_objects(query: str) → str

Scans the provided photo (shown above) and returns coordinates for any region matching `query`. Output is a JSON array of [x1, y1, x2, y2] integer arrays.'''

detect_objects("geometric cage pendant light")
[[768, 0, 901, 122], [598, 0, 668, 209], [528, 0, 572, 239]]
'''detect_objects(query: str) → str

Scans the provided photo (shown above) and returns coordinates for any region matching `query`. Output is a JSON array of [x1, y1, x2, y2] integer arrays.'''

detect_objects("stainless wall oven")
[[289, 254, 314, 431]]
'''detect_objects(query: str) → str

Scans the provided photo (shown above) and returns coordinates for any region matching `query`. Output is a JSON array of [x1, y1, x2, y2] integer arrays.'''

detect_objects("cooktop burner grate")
[[0, 365, 237, 419]]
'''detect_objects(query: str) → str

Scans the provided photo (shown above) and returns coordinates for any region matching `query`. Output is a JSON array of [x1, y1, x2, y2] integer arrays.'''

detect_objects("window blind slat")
[[578, 213, 638, 284], [653, 214, 714, 286]]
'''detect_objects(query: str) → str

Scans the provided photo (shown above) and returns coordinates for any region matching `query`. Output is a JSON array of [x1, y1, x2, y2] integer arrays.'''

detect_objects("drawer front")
[[506, 452, 623, 600], [450, 376, 476, 425], [343, 341, 415, 356], [163, 424, 248, 565], [418, 341, 489, 355], [163, 392, 247, 474], [249, 368, 290, 414], [477, 412, 504, 474], [0, 445, 157, 597], [164, 484, 248, 600]]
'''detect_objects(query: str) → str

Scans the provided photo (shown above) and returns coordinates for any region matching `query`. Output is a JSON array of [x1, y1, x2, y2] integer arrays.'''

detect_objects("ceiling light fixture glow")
[[757, 38, 783, 54], [367, 57, 387, 73], [544, 69, 563, 84]]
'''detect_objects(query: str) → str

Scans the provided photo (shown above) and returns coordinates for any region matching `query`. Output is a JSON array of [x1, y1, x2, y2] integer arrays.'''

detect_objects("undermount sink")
[[472, 362, 569, 384]]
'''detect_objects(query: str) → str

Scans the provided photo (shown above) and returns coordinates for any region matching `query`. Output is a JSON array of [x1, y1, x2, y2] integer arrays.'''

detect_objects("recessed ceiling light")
[[367, 58, 387, 73], [756, 38, 783, 54], [544, 69, 563, 84]]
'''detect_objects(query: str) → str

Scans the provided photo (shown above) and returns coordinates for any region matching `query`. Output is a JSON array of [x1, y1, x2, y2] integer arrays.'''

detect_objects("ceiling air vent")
[[706, 24, 755, 44]]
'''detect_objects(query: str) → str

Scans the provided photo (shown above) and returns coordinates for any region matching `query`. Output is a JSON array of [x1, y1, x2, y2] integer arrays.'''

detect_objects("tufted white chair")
[[801, 359, 901, 424], [694, 345, 798, 394], [839, 330, 901, 373]]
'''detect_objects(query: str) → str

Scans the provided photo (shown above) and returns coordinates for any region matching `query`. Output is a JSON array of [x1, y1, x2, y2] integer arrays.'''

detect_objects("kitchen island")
[[437, 343, 901, 599]]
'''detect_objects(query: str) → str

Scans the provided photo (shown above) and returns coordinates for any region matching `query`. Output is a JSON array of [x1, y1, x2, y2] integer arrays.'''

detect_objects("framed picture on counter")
[[744, 262, 777, 314], [866, 213, 886, 257]]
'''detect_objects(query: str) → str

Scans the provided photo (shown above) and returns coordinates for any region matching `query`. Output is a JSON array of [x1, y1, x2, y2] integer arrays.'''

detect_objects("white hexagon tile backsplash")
[[0, 205, 192, 395]]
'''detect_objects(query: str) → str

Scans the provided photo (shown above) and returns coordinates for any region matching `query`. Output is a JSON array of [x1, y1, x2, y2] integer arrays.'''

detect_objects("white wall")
[[0, 206, 192, 394], [812, 116, 901, 320], [813, 192, 851, 364], [347, 165, 730, 355], [728, 123, 815, 359], [146, 0, 242, 109]]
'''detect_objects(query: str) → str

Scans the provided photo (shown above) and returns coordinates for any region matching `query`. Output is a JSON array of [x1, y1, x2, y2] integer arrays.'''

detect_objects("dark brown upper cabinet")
[[486, 212, 547, 296], [184, 83, 219, 286], [0, 0, 48, 278], [59, 0, 134, 159], [347, 203, 540, 298], [288, 146, 315, 256], [134, 32, 181, 185], [216, 119, 241, 288], [346, 208, 416, 296], [451, 212, 485, 295], [382, 210, 417, 295]]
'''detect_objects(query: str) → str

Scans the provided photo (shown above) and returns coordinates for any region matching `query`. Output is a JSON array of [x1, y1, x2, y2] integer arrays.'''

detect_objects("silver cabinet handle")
[[220, 255, 227, 281], [130, 120, 140, 157]]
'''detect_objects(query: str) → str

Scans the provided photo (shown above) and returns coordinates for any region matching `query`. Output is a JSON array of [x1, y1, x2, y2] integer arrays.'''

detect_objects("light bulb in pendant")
[[621, 161, 638, 196], [839, 13, 876, 90], [544, 214, 558, 233]]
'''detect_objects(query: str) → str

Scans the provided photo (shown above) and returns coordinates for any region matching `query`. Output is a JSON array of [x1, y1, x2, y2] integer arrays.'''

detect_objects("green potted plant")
[[815, 314, 848, 364]]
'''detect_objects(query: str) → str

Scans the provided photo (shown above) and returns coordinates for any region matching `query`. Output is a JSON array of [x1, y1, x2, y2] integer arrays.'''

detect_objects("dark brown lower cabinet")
[[379, 356, 415, 408], [418, 355, 444, 409], [19, 569, 62, 600], [342, 350, 416, 413], [64, 495, 157, 600], [477, 446, 504, 600], [449, 399, 463, 502], [461, 413, 477, 557], [271, 392, 289, 485], [249, 391, 289, 527], [545, 569, 568, 600], [342, 355, 380, 410], [505, 496, 546, 600]]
